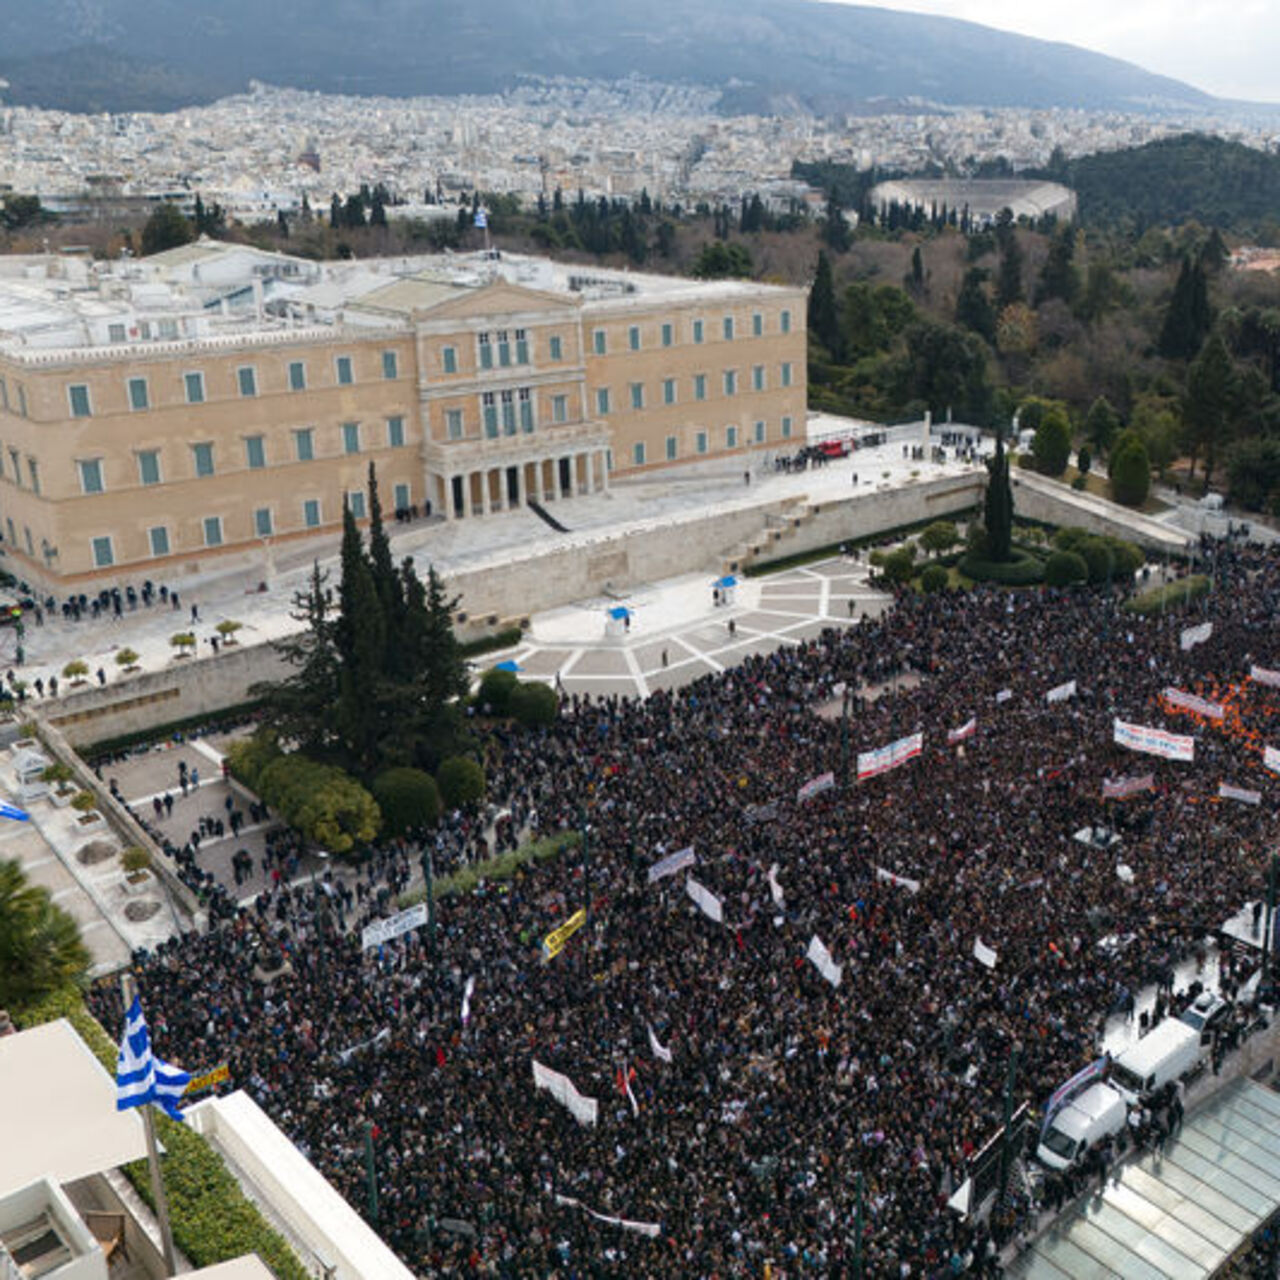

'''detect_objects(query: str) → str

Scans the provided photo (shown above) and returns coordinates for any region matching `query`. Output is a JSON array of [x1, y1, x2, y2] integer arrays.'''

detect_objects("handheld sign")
[[542, 908, 587, 961]]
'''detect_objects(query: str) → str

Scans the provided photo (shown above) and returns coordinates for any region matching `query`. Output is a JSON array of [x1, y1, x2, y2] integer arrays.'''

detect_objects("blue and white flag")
[[0, 802, 29, 822], [116, 995, 190, 1121], [474, 208, 488, 229]]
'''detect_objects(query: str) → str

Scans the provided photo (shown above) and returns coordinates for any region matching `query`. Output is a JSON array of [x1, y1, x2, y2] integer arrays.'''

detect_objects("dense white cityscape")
[[2, 78, 1279, 223]]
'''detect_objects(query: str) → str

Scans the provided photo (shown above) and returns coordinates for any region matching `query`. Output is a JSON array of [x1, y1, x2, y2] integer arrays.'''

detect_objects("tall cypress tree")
[[1159, 256, 1213, 361], [808, 251, 840, 358], [365, 463, 404, 671], [984, 425, 1014, 562], [335, 504, 387, 776]]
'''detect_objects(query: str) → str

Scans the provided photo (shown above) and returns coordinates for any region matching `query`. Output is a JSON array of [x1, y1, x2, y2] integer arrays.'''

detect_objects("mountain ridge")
[[0, 0, 1220, 116]]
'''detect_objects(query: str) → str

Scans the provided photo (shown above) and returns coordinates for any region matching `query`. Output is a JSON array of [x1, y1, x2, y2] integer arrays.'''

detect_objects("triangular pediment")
[[416, 280, 579, 322]]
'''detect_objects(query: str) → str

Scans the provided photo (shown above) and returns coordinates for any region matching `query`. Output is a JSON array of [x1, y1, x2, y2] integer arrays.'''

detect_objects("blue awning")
[[714, 575, 738, 589], [494, 659, 522, 672], [607, 606, 631, 620]]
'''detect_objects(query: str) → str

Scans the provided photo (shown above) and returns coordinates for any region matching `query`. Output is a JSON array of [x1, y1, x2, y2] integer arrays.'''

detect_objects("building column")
[[585, 451, 596, 495], [511, 462, 523, 508], [439, 473, 452, 520], [530, 459, 542, 504], [480, 469, 491, 516], [599, 449, 610, 494]]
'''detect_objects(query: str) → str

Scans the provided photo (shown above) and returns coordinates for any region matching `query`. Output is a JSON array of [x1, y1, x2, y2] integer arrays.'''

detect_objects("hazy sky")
[[838, 0, 1277, 102]]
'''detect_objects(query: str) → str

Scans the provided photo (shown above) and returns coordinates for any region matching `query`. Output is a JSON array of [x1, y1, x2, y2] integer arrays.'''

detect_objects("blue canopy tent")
[[494, 659, 523, 673], [712, 574, 738, 606], [605, 605, 632, 635]]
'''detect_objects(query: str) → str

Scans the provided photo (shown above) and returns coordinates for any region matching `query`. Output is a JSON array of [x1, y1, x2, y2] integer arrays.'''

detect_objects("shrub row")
[[1122, 574, 1211, 616], [13, 988, 309, 1280], [398, 829, 582, 906]]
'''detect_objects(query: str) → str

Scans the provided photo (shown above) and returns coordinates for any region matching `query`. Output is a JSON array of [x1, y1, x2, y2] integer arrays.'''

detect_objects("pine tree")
[[994, 209, 1023, 308], [955, 267, 996, 344], [1159, 256, 1213, 361], [984, 425, 1014, 562], [1034, 225, 1079, 307], [1184, 334, 1237, 489]]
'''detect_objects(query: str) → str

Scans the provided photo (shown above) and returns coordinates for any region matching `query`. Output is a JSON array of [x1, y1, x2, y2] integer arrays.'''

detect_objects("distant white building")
[[868, 178, 1077, 225]]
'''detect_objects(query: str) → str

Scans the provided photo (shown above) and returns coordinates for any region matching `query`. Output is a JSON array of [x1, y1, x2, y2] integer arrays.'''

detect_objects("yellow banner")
[[542, 908, 586, 961], [184, 1062, 230, 1095]]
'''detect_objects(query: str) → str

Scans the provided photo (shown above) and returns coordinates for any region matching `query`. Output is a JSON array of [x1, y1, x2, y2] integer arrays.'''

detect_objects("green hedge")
[[459, 627, 523, 659], [84, 700, 264, 763], [1122, 574, 1211, 616], [958, 548, 1045, 585], [13, 988, 309, 1280], [399, 830, 582, 906]]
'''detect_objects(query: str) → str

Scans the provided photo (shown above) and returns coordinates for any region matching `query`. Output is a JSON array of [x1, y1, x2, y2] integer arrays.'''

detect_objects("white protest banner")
[[875, 866, 921, 894], [767, 863, 785, 909], [797, 771, 835, 803], [1162, 688, 1225, 721], [995, 689, 1013, 704], [532, 1060, 598, 1127], [685, 877, 724, 924], [1265, 745, 1280, 775], [806, 935, 843, 988], [553, 1195, 662, 1238], [948, 717, 977, 744], [857, 731, 923, 782], [335, 1026, 391, 1065], [973, 938, 998, 969], [1180, 620, 1213, 651], [647, 1023, 673, 1065], [1101, 774, 1154, 800], [1251, 665, 1280, 689], [1046, 680, 1077, 704], [647, 846, 696, 884], [461, 976, 476, 1027], [1113, 718, 1195, 763], [1219, 782, 1262, 807], [361, 903, 428, 951]]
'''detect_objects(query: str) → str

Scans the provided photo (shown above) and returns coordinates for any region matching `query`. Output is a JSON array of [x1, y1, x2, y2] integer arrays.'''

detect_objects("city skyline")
[[844, 0, 1277, 103]]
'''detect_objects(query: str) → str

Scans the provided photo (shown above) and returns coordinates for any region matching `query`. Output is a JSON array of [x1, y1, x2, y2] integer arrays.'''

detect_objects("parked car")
[[1179, 992, 1231, 1047]]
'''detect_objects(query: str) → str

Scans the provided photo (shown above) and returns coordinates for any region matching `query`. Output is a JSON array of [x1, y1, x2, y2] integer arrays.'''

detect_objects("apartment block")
[[0, 242, 806, 589]]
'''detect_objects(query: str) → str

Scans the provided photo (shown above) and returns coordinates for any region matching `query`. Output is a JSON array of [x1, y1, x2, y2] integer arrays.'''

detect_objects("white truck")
[[1036, 1082, 1128, 1171]]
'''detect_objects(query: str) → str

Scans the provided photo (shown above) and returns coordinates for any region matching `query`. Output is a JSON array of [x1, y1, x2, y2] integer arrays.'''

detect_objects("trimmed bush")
[[1077, 535, 1116, 584], [958, 548, 1045, 585], [919, 564, 949, 594], [1031, 404, 1072, 477], [1123, 574, 1210, 616], [509, 681, 559, 727], [1076, 446, 1092, 476], [114, 648, 140, 671], [881, 547, 917, 585], [918, 521, 959, 556], [121, 846, 151, 873], [70, 790, 97, 813], [476, 667, 519, 716], [62, 660, 90, 684], [372, 767, 441, 838], [256, 754, 380, 854], [437, 755, 486, 808], [1071, 475, 1088, 490], [1110, 433, 1151, 507], [1053, 526, 1088, 552], [1104, 536, 1145, 579], [225, 730, 282, 792], [1044, 550, 1088, 587]]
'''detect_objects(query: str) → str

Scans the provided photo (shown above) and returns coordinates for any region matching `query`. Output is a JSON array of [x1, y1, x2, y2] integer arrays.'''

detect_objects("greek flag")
[[116, 995, 190, 1121], [474, 208, 488, 229]]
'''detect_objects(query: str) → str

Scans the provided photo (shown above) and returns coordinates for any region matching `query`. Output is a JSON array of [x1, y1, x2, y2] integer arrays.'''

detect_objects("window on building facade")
[[245, 436, 266, 469], [661, 322, 673, 348], [482, 393, 498, 438], [91, 535, 114, 568], [446, 409, 464, 440], [478, 333, 493, 370], [781, 361, 792, 387], [128, 377, 149, 411], [519, 388, 534, 432], [551, 395, 568, 424], [348, 491, 367, 520], [692, 319, 704, 344], [294, 429, 314, 462], [342, 422, 360, 455], [0, 377, 7, 411], [184, 371, 205, 404], [593, 329, 607, 355], [666, 435, 677, 461], [108, 323, 126, 343], [696, 430, 708, 455], [726, 425, 738, 449], [663, 378, 676, 405], [496, 330, 512, 367], [382, 350, 398, 380], [694, 374, 707, 402], [549, 335, 563, 361], [238, 366, 258, 397], [203, 516, 223, 547], [753, 312, 763, 337], [723, 316, 735, 341], [515, 329, 529, 363], [630, 383, 644, 411], [752, 365, 765, 392], [303, 499, 321, 528], [254, 508, 273, 537], [68, 384, 92, 418], [628, 325, 641, 351], [781, 415, 793, 439], [288, 361, 307, 391], [633, 441, 646, 466], [192, 443, 215, 477], [149, 526, 170, 556], [724, 370, 738, 396], [8, 448, 20, 485], [394, 483, 410, 511], [780, 309, 791, 334], [78, 459, 104, 494], [136, 449, 161, 486], [335, 355, 354, 385], [27, 458, 39, 493], [596, 388, 611, 415], [387, 416, 405, 448], [442, 346, 458, 375], [754, 420, 765, 443], [498, 391, 515, 435]]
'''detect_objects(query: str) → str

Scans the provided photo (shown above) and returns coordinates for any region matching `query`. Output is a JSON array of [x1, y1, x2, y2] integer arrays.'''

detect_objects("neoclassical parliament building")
[[0, 240, 806, 588]]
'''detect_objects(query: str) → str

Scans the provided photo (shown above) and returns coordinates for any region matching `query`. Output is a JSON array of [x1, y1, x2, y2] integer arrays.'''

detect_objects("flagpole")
[[120, 972, 179, 1277]]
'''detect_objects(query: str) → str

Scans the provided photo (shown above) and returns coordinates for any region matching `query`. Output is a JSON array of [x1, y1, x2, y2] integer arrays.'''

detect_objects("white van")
[[1109, 1018, 1204, 1105], [1037, 1082, 1128, 1171]]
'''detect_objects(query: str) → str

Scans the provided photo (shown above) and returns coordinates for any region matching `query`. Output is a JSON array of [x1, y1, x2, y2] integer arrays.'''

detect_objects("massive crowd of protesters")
[[88, 534, 1280, 1277]]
